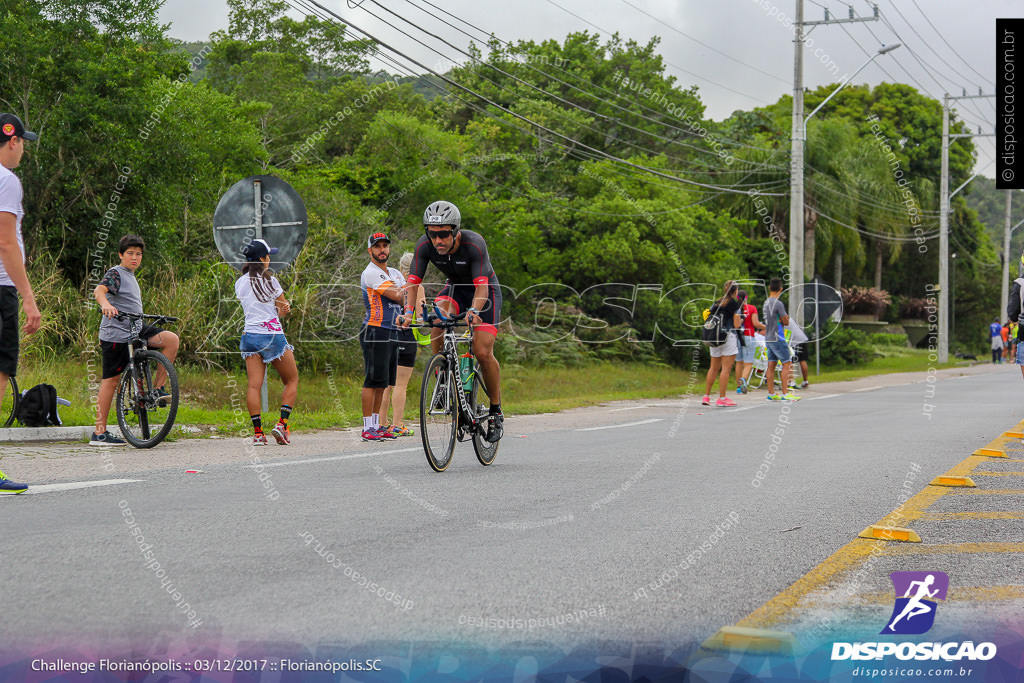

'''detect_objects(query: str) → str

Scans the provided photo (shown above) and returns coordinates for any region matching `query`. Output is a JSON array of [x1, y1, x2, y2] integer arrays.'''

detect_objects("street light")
[[790, 43, 902, 325]]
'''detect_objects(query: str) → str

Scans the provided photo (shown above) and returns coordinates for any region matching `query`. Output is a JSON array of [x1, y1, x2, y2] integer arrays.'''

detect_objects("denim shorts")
[[736, 336, 756, 363], [765, 340, 792, 363], [240, 333, 293, 363], [1016, 342, 1024, 366]]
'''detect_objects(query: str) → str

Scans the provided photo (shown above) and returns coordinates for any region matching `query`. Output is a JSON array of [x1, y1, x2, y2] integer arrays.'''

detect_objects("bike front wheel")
[[469, 364, 499, 466], [2, 375, 18, 427], [420, 353, 457, 472], [116, 350, 179, 448]]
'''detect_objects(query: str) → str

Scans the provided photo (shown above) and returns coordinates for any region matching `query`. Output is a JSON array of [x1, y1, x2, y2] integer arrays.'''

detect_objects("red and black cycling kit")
[[406, 229, 502, 336]]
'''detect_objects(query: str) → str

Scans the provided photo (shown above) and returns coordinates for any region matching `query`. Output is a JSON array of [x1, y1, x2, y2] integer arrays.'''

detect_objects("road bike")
[[1, 375, 17, 427], [114, 313, 179, 448], [418, 304, 499, 472]]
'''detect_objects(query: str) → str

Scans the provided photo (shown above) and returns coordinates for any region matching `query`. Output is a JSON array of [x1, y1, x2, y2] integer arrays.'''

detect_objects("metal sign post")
[[803, 276, 843, 376], [213, 176, 308, 413]]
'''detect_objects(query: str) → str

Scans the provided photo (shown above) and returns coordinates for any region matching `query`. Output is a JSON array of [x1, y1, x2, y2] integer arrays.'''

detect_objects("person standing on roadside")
[[734, 289, 765, 394], [359, 232, 406, 442], [379, 252, 417, 437], [0, 114, 41, 494], [989, 317, 1003, 364], [702, 280, 742, 407], [763, 277, 799, 401]]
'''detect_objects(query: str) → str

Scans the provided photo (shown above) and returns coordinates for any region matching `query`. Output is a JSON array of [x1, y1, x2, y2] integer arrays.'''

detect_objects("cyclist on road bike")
[[407, 200, 503, 442]]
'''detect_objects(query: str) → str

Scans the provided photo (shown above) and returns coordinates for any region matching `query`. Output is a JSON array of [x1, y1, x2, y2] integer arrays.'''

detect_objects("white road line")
[[576, 418, 663, 432], [243, 447, 421, 469], [5, 479, 142, 496], [806, 394, 841, 401], [608, 406, 645, 412], [851, 386, 884, 393]]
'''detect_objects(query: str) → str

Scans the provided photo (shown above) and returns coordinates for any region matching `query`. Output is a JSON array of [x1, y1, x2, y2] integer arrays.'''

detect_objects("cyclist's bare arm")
[[93, 284, 118, 318]]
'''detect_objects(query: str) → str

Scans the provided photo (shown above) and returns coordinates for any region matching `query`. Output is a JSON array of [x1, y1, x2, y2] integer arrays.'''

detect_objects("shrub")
[[899, 297, 931, 319], [819, 324, 874, 366], [841, 286, 891, 317]]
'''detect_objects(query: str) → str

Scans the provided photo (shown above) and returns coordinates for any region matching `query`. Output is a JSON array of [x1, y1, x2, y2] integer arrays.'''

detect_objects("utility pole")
[[1003, 191, 1013, 325], [939, 90, 995, 363], [790, 2, 879, 324]]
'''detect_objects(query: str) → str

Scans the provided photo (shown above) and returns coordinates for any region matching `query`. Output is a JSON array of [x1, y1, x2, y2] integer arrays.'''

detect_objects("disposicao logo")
[[831, 570, 997, 662], [881, 571, 948, 635]]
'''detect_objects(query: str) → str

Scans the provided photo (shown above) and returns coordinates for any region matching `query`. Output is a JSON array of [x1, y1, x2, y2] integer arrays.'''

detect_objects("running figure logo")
[[881, 571, 949, 635]]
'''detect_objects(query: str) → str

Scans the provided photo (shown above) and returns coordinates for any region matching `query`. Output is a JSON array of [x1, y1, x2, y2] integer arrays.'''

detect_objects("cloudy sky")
[[159, 0, 1017, 176]]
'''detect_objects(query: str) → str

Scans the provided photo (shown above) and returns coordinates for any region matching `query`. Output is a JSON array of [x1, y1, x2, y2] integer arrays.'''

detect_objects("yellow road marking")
[[917, 511, 1024, 520], [972, 471, 1024, 476], [882, 542, 1024, 555], [946, 488, 1024, 495]]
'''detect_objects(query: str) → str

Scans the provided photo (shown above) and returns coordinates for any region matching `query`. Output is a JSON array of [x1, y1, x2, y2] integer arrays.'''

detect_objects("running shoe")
[[271, 422, 290, 445], [766, 394, 784, 401], [701, 395, 711, 406], [375, 426, 398, 440], [716, 397, 737, 407], [392, 424, 414, 437], [89, 430, 127, 446], [253, 431, 269, 445], [781, 393, 802, 401], [800, 381, 810, 389], [361, 429, 382, 442], [0, 469, 27, 494], [150, 386, 171, 407]]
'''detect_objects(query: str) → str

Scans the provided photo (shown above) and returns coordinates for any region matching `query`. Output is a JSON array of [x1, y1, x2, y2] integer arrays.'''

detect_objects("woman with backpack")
[[702, 280, 743, 407]]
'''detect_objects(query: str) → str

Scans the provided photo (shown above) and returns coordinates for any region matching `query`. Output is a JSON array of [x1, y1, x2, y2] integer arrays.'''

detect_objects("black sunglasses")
[[426, 229, 454, 240]]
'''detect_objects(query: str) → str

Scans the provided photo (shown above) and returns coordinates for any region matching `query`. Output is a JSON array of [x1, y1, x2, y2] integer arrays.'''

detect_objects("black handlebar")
[[114, 313, 179, 325]]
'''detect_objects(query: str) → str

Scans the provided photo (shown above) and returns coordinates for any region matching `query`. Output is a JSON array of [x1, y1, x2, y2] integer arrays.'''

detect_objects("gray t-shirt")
[[98, 266, 143, 342], [763, 296, 788, 342]]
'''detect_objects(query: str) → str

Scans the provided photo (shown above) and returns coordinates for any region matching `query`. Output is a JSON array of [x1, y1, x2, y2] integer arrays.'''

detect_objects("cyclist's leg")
[[470, 284, 501, 406], [143, 327, 179, 388], [96, 342, 128, 435]]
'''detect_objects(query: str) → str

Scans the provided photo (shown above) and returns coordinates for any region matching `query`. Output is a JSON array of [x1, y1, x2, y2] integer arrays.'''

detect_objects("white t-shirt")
[[235, 273, 284, 334], [0, 165, 26, 287]]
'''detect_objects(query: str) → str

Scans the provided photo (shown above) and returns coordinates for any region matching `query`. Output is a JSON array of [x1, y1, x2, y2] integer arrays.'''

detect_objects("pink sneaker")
[[701, 395, 711, 405], [361, 429, 382, 442], [716, 397, 737, 407]]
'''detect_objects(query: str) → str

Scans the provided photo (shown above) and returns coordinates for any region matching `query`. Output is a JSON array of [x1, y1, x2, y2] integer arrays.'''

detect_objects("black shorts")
[[0, 286, 18, 377], [100, 325, 164, 379], [360, 325, 397, 388], [794, 343, 809, 363], [436, 282, 502, 335], [394, 328, 417, 368]]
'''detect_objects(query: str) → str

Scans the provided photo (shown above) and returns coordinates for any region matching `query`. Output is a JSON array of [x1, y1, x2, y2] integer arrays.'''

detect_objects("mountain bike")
[[114, 313, 180, 448], [418, 304, 500, 472], [1, 375, 17, 427]]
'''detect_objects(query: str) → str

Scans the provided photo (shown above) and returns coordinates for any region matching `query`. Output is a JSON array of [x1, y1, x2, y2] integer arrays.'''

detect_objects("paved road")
[[1, 362, 1020, 677]]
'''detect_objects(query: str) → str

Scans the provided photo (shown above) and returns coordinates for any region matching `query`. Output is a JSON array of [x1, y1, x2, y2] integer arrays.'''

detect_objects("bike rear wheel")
[[420, 353, 457, 472], [2, 375, 18, 427], [116, 350, 179, 448], [469, 364, 498, 466]]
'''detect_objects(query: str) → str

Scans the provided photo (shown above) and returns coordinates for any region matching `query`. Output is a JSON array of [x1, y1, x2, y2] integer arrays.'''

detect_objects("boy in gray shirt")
[[91, 235, 180, 445], [762, 277, 798, 401]]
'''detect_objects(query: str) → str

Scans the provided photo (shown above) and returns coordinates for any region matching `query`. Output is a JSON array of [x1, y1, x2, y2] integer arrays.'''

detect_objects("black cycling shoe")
[[485, 412, 503, 443]]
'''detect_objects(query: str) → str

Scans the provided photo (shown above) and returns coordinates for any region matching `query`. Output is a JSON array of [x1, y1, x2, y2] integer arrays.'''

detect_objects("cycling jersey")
[[406, 230, 499, 289]]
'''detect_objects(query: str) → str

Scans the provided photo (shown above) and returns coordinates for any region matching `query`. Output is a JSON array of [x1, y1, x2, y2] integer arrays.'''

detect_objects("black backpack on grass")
[[16, 383, 61, 427]]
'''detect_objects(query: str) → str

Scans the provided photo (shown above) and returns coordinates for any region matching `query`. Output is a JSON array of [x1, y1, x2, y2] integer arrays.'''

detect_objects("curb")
[[0, 426, 94, 443]]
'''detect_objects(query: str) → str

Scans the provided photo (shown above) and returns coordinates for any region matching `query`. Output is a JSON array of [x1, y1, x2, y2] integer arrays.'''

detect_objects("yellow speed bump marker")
[[702, 626, 798, 655], [858, 525, 921, 543], [973, 448, 1007, 458], [1002, 431, 1024, 438], [929, 476, 976, 488]]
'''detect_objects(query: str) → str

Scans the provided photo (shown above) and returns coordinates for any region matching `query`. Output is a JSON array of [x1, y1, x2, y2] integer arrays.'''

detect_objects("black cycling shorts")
[[0, 286, 18, 377], [360, 325, 397, 388], [436, 282, 502, 336], [394, 328, 417, 368]]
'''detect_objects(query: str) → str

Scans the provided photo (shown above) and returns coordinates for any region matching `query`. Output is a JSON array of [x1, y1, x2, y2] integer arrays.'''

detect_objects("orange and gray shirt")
[[361, 262, 405, 329]]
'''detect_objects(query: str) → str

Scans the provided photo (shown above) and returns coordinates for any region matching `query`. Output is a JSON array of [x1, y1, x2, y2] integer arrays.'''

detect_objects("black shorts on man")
[[0, 286, 19, 376], [360, 324, 397, 389]]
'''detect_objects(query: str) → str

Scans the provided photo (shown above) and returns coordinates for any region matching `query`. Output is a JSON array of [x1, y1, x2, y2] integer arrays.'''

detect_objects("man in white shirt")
[[0, 113, 42, 494]]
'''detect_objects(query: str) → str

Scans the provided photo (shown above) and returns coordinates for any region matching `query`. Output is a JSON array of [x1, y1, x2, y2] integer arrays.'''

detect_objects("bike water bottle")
[[459, 354, 474, 391]]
